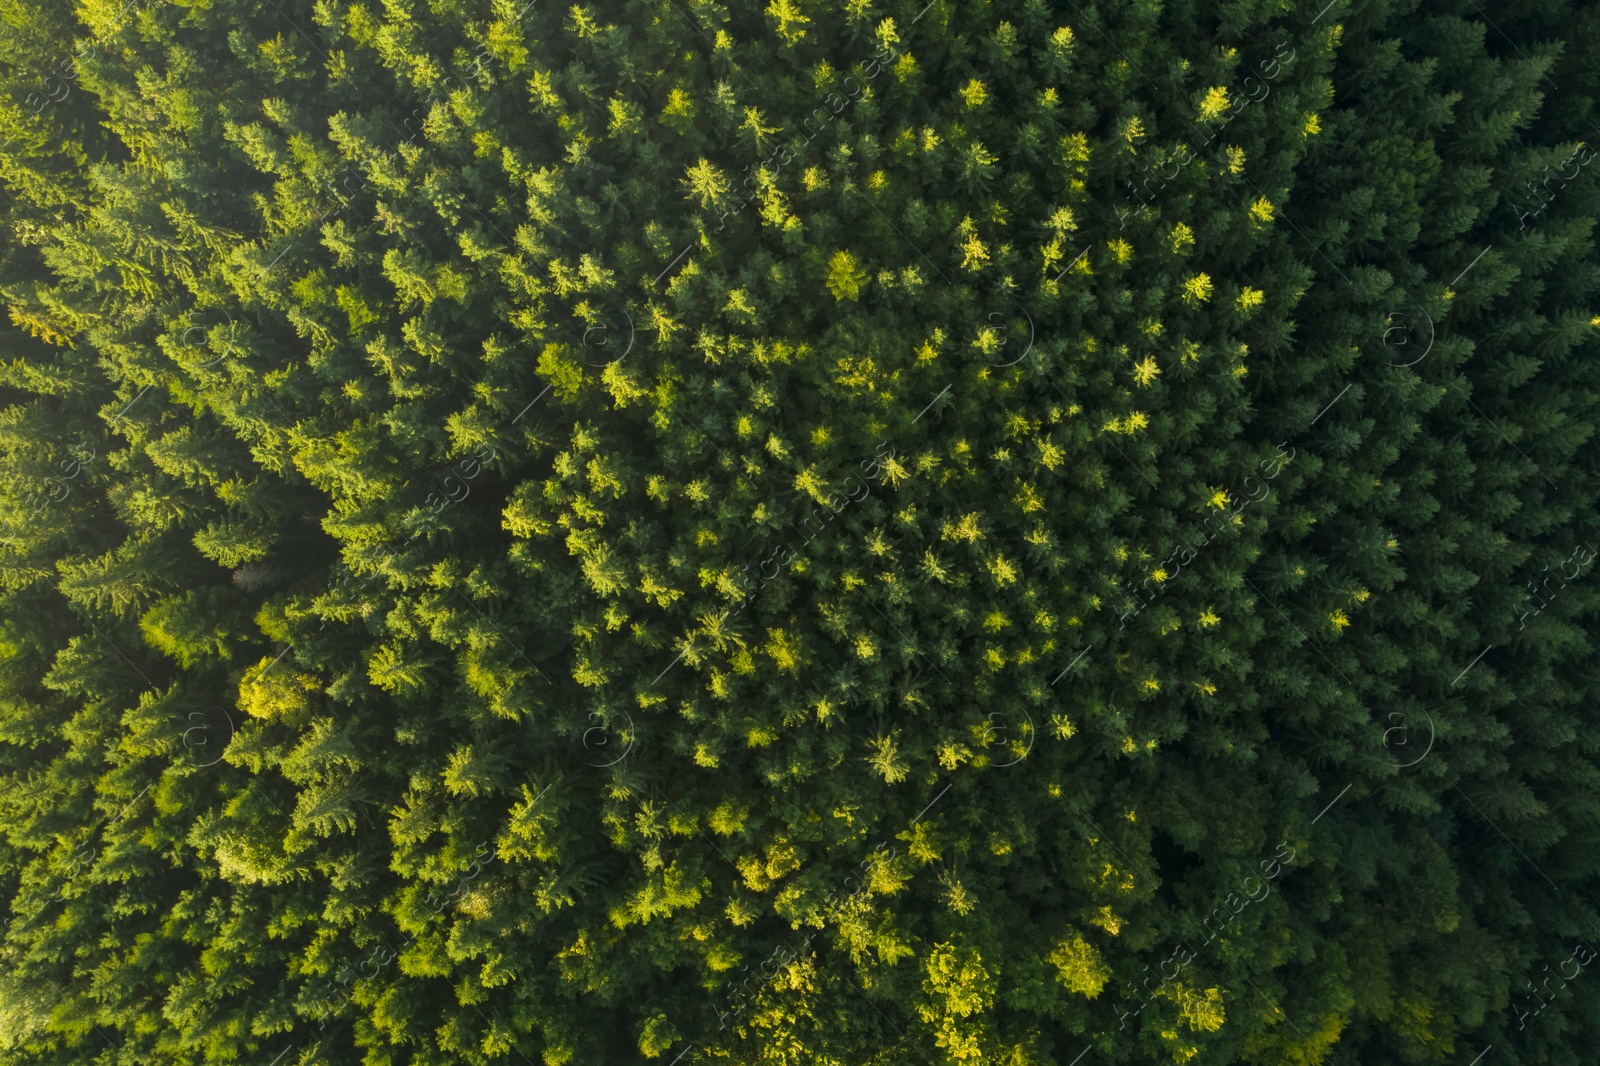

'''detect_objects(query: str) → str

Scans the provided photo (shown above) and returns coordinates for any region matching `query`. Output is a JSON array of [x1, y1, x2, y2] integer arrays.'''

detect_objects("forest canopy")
[[1, 0, 1599, 1064]]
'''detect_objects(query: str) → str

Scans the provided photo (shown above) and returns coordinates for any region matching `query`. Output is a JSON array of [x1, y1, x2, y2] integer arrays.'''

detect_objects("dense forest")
[[1, 0, 1598, 1063]]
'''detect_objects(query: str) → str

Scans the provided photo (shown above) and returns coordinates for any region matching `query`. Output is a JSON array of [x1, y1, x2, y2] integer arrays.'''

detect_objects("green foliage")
[[826, 250, 870, 301], [140, 591, 233, 668], [1, 1, 1599, 1065]]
